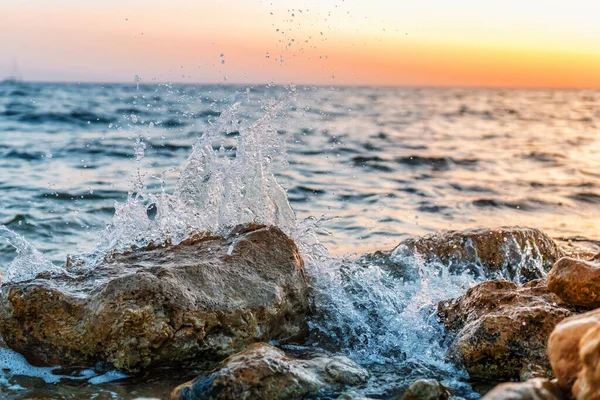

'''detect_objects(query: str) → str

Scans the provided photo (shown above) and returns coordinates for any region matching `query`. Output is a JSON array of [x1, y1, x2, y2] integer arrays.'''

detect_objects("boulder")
[[375, 227, 562, 283], [170, 343, 369, 400], [547, 308, 600, 392], [401, 379, 451, 400], [438, 279, 577, 380], [573, 324, 600, 400], [548, 257, 600, 308], [0, 225, 309, 372], [481, 378, 565, 400]]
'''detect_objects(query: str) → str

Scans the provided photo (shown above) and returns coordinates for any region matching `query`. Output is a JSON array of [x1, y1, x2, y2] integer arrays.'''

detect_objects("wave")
[[568, 192, 600, 204], [37, 190, 126, 201], [1, 149, 46, 161], [351, 156, 394, 172], [471, 197, 549, 211], [17, 110, 115, 125], [395, 155, 478, 170]]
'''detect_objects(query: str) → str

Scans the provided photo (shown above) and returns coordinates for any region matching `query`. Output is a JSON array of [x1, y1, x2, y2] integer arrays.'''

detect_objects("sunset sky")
[[1, 0, 600, 87]]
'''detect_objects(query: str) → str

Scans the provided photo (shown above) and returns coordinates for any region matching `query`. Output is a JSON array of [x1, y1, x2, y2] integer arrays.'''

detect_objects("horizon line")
[[4, 78, 600, 91]]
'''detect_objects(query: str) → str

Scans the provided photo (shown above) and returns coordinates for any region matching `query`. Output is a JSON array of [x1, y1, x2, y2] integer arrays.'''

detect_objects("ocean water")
[[1, 81, 600, 398], [1, 83, 600, 267]]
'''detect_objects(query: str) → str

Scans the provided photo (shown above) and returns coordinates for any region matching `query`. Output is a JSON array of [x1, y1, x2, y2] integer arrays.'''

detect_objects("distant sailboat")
[[1, 60, 23, 84]]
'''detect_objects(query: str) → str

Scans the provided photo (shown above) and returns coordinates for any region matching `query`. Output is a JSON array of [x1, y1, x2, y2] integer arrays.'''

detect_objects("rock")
[[557, 238, 600, 260], [573, 324, 600, 400], [438, 279, 577, 380], [170, 343, 369, 400], [548, 257, 600, 308], [520, 363, 549, 382], [547, 308, 600, 392], [401, 379, 451, 400], [338, 392, 376, 400], [481, 378, 565, 400], [376, 227, 562, 283], [0, 225, 309, 372]]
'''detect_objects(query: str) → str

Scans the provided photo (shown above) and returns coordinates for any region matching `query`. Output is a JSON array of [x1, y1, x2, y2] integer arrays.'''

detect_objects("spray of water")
[[0, 226, 65, 283], [74, 91, 297, 269], [0, 88, 536, 397], [291, 218, 481, 396]]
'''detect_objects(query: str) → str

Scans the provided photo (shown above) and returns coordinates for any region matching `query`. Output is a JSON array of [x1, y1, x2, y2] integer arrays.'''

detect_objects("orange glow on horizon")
[[1, 0, 599, 88]]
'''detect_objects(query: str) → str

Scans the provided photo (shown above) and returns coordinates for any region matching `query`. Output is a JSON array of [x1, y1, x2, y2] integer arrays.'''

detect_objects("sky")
[[1, 0, 600, 87]]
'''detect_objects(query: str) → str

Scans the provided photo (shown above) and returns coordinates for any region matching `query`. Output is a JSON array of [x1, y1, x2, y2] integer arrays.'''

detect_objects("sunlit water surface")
[[1, 82, 600, 398]]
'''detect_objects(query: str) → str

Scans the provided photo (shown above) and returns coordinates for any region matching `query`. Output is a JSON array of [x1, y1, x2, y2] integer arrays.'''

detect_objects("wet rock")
[[170, 343, 369, 400], [338, 392, 376, 400], [557, 238, 600, 260], [481, 378, 565, 400], [573, 324, 600, 400], [547, 308, 600, 392], [400, 379, 451, 400], [373, 227, 562, 283], [0, 225, 309, 372], [438, 279, 577, 380], [520, 363, 549, 382], [548, 257, 600, 308]]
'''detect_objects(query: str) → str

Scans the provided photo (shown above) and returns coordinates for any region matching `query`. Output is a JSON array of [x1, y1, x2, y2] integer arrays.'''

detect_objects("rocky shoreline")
[[1, 225, 600, 399]]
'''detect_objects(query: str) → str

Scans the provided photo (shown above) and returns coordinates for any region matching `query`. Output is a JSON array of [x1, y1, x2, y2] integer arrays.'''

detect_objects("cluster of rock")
[[435, 237, 600, 399], [2, 224, 600, 399]]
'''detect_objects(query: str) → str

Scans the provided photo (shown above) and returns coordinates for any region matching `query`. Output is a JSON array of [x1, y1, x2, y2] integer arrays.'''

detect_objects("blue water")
[[1, 82, 600, 269], [1, 81, 600, 398]]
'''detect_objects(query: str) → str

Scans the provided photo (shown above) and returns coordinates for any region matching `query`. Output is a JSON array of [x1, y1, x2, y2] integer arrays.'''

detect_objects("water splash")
[[0, 226, 64, 283], [0, 86, 540, 397], [80, 90, 297, 268], [293, 218, 480, 396]]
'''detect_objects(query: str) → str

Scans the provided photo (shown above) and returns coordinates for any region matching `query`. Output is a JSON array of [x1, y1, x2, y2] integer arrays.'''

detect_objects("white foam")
[[0, 347, 63, 384], [0, 347, 127, 388], [88, 370, 128, 384]]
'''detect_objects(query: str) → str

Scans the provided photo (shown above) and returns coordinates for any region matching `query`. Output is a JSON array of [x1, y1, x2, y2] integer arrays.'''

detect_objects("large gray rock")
[[438, 279, 577, 380], [366, 227, 563, 283], [170, 343, 369, 400], [0, 224, 309, 372]]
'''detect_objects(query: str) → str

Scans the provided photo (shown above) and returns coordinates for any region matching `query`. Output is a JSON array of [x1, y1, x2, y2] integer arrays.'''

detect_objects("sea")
[[0, 81, 599, 398]]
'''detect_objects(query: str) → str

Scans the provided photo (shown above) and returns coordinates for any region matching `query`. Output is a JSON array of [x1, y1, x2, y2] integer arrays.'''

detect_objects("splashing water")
[[74, 91, 297, 269], [0, 87, 544, 397], [292, 218, 480, 397], [0, 226, 64, 283]]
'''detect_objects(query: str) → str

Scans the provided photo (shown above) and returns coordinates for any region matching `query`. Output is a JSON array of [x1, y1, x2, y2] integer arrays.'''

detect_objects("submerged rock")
[[438, 279, 577, 380], [548, 257, 600, 308], [400, 379, 451, 400], [481, 378, 565, 400], [0, 225, 309, 372], [170, 343, 369, 400], [547, 308, 600, 393], [366, 227, 562, 283]]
